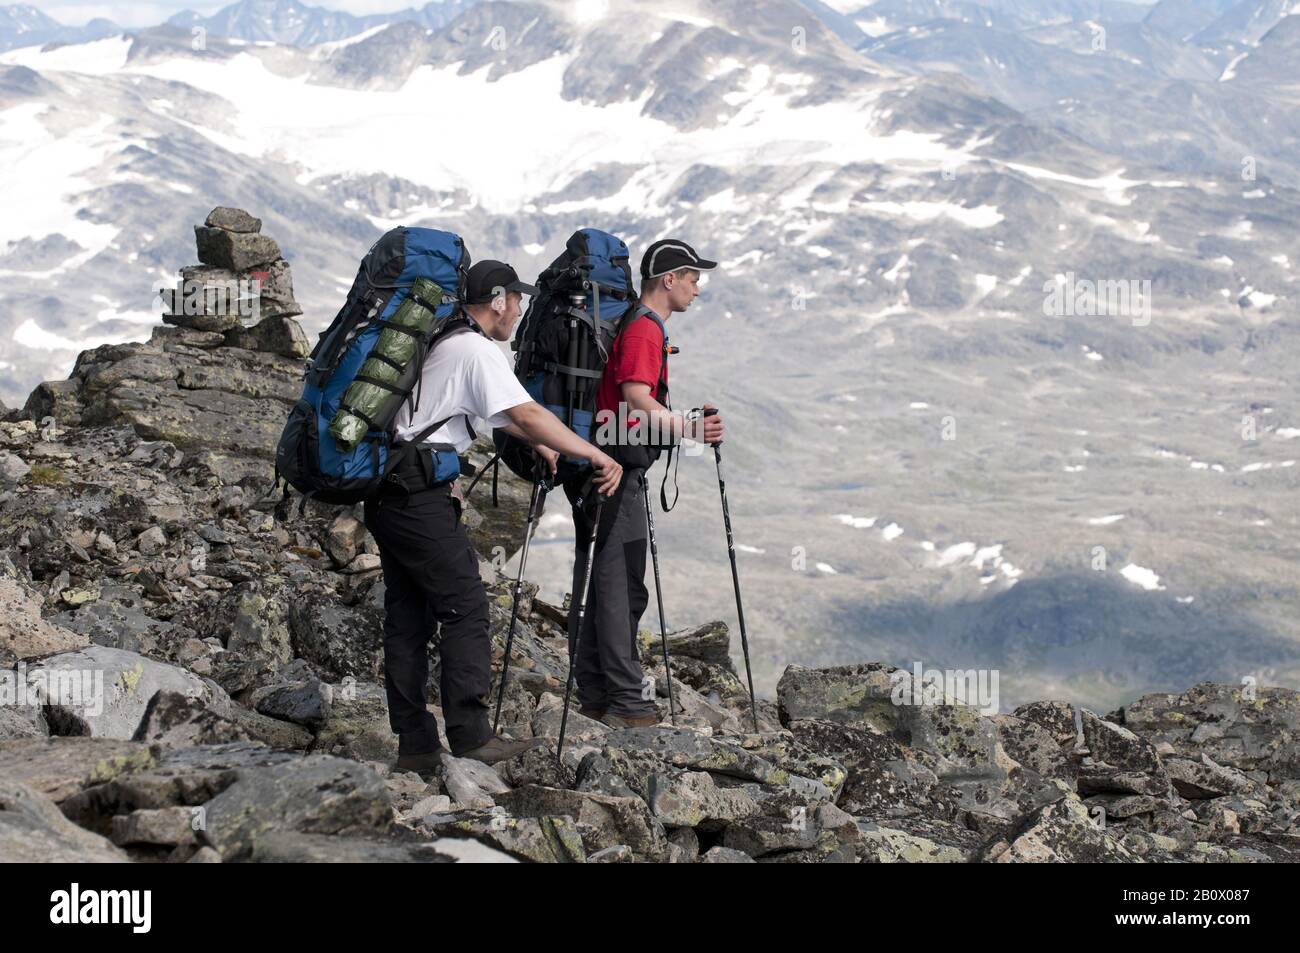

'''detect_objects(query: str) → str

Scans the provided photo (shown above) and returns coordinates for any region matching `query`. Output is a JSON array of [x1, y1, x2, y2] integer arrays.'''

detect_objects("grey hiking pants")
[[563, 467, 658, 718]]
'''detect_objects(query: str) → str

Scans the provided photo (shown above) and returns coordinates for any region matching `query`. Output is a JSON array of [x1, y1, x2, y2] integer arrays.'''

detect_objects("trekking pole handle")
[[698, 406, 722, 447], [530, 454, 554, 491]]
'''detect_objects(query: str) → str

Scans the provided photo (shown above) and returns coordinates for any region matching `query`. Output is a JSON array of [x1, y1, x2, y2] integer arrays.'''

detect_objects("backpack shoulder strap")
[[620, 303, 664, 337], [393, 315, 484, 449], [621, 305, 669, 402]]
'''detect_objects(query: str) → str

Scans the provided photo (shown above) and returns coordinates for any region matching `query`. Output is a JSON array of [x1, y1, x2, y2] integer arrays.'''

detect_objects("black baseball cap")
[[465, 260, 538, 304], [640, 239, 718, 280]]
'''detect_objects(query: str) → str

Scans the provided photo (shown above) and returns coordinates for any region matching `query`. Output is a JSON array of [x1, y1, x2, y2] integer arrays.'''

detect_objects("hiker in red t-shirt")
[[561, 239, 725, 728]]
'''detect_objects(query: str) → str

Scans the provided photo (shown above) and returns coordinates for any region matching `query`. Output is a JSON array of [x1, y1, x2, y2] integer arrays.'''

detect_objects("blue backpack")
[[492, 228, 669, 485], [275, 226, 472, 510]]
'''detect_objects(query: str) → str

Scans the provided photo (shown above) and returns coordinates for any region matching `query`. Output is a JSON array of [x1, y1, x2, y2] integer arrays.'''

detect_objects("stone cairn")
[[162, 206, 309, 359]]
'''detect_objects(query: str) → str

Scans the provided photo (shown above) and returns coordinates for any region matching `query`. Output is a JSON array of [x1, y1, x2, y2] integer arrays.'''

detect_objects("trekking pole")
[[557, 492, 604, 766], [702, 407, 759, 732], [492, 464, 551, 732], [640, 470, 676, 725]]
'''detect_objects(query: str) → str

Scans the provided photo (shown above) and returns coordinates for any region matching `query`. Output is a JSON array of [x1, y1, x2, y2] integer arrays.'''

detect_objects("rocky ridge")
[[2, 210, 1298, 863]]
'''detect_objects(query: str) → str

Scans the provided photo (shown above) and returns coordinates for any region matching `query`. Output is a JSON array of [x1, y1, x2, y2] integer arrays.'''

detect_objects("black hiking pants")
[[363, 484, 493, 757]]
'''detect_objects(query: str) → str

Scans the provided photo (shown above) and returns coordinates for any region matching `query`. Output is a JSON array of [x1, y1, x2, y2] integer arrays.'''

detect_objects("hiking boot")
[[601, 712, 660, 729], [395, 749, 445, 774], [458, 735, 546, 765], [578, 708, 606, 721]]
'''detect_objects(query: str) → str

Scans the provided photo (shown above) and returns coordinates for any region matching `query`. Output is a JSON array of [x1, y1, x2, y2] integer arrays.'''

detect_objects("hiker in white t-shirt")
[[365, 259, 622, 772]]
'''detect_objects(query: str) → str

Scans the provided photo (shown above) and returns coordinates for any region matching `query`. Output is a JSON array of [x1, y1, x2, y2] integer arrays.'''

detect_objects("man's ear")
[[491, 295, 507, 314]]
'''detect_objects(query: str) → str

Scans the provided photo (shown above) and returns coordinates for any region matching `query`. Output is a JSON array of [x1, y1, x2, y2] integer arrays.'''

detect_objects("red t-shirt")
[[596, 313, 668, 438]]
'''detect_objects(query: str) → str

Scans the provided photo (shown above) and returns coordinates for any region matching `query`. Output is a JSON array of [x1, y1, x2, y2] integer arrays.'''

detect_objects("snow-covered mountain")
[[8, 0, 1291, 389], [1193, 0, 1300, 45], [857, 0, 1300, 193], [166, 0, 477, 48], [0, 4, 119, 52], [1, 0, 1298, 706], [0, 1, 476, 53], [1142, 0, 1239, 41], [0, 2, 55, 38], [826, 0, 1151, 35]]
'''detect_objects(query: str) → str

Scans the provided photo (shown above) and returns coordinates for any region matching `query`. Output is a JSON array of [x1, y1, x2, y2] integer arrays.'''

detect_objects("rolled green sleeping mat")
[[329, 277, 445, 451]]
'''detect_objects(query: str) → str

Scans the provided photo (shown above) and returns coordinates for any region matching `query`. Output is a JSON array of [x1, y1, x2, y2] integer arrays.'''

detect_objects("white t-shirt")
[[391, 328, 531, 452]]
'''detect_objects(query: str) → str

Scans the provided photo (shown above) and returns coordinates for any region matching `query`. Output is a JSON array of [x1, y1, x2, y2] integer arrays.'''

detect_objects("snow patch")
[[833, 514, 876, 529], [858, 199, 1002, 228], [1121, 564, 1164, 591], [1088, 514, 1126, 526], [0, 104, 123, 267], [1219, 52, 1249, 82], [82, 51, 983, 215], [14, 317, 149, 351], [0, 35, 131, 74], [1005, 162, 1139, 205], [936, 542, 975, 567]]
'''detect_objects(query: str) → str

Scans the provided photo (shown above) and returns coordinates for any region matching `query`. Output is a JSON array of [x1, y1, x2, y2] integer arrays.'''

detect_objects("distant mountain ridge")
[[0, 4, 119, 52], [0, 0, 479, 52], [165, 0, 477, 48]]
